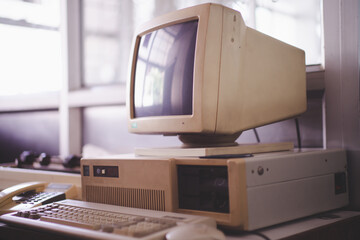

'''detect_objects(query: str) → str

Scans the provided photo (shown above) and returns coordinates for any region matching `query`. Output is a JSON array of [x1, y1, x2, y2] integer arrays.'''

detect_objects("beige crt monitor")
[[127, 3, 306, 146]]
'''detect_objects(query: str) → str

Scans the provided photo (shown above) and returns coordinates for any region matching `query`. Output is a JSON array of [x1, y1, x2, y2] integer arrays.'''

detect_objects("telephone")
[[0, 182, 77, 215]]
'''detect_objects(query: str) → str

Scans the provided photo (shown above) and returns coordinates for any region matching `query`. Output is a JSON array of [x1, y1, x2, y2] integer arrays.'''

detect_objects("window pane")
[[82, 0, 321, 86], [0, 0, 60, 27], [255, 0, 322, 65], [0, 0, 61, 96], [82, 0, 123, 86]]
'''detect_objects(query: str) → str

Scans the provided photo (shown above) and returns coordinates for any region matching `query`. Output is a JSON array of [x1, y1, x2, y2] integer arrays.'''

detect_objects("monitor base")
[[178, 133, 241, 147], [135, 142, 294, 157]]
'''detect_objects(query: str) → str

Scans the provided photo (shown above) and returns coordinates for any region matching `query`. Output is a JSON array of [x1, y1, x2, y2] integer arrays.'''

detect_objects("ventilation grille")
[[86, 186, 165, 211]]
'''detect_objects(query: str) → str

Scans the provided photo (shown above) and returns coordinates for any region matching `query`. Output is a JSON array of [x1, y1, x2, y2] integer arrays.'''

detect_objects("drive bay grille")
[[86, 186, 165, 211]]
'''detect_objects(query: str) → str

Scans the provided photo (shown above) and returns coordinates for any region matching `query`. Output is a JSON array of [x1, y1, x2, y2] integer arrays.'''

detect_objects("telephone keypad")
[[12, 191, 66, 206]]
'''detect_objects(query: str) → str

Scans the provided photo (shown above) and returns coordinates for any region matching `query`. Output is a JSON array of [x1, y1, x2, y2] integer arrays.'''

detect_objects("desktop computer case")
[[81, 149, 348, 230]]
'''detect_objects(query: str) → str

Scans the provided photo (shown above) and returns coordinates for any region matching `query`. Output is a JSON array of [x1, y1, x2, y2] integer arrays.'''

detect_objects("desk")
[[0, 166, 82, 198], [0, 210, 360, 240], [1, 167, 359, 240], [225, 210, 360, 240]]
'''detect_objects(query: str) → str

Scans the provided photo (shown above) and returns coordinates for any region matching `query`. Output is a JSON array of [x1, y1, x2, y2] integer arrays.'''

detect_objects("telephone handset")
[[0, 181, 77, 215]]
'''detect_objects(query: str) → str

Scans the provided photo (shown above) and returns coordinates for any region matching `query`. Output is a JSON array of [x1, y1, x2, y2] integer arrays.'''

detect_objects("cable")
[[295, 118, 302, 149], [253, 128, 260, 143]]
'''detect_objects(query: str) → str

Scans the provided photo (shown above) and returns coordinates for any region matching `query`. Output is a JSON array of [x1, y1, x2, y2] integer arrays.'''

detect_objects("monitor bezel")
[[127, 4, 222, 135]]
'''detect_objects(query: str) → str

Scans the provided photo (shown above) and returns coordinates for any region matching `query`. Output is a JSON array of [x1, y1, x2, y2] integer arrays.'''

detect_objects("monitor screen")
[[133, 20, 198, 118]]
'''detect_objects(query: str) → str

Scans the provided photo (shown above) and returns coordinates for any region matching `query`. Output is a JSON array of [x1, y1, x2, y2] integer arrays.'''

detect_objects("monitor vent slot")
[[86, 186, 165, 211]]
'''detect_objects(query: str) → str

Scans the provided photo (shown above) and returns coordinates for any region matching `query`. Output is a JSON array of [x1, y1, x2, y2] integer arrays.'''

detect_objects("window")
[[255, 0, 322, 65], [0, 0, 61, 96]]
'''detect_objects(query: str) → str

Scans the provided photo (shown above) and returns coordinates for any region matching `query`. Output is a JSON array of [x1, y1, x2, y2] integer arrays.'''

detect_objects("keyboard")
[[0, 199, 216, 240]]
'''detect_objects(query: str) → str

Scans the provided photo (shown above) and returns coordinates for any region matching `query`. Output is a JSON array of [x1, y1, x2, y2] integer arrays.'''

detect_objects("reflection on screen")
[[134, 20, 198, 118]]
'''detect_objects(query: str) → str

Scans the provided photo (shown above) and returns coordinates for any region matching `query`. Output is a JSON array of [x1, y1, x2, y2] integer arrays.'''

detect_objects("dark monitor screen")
[[133, 20, 198, 118]]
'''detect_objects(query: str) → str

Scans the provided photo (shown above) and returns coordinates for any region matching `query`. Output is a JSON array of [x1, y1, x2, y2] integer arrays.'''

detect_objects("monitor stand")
[[135, 142, 294, 158]]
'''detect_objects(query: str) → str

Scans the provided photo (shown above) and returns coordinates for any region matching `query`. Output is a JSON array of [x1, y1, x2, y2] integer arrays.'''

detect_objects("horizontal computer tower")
[[81, 149, 348, 230]]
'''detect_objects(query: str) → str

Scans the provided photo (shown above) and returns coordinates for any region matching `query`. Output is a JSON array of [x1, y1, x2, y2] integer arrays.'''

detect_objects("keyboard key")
[[40, 215, 101, 230]]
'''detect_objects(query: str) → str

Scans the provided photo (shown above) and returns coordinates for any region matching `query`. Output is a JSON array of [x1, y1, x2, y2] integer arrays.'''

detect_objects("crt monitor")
[[127, 3, 306, 147]]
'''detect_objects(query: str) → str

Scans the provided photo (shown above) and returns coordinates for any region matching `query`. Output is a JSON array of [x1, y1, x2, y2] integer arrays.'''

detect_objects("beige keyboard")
[[0, 199, 216, 240]]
